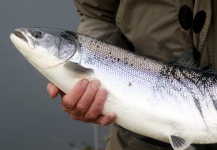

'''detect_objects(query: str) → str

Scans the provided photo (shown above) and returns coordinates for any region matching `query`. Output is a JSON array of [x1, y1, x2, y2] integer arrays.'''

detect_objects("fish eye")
[[31, 30, 43, 38]]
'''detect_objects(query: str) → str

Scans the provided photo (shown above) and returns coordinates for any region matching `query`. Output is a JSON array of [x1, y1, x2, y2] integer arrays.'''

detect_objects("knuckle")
[[90, 106, 102, 114], [97, 89, 107, 100], [62, 97, 76, 108], [90, 80, 100, 89], [62, 105, 70, 113], [96, 115, 114, 126], [76, 86, 86, 95], [62, 97, 71, 106], [85, 112, 98, 120], [93, 100, 104, 108], [87, 101, 103, 115], [76, 105, 87, 114], [70, 113, 80, 120], [86, 90, 97, 98]]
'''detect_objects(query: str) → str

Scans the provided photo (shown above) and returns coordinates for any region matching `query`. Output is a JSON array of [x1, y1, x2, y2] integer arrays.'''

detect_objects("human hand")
[[47, 79, 116, 126]]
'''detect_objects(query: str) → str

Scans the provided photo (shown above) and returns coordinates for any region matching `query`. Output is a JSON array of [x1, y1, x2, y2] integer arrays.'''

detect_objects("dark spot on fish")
[[160, 65, 217, 87], [210, 94, 217, 110], [123, 57, 129, 64], [193, 98, 204, 119], [128, 82, 132, 86], [213, 100, 217, 110]]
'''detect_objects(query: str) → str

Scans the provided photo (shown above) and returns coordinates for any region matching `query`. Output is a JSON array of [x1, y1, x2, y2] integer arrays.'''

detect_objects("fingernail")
[[81, 79, 89, 88], [91, 80, 100, 89]]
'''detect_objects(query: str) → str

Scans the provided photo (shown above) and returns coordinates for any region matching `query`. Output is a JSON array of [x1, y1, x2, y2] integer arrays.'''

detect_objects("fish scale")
[[10, 27, 217, 150], [77, 33, 217, 141]]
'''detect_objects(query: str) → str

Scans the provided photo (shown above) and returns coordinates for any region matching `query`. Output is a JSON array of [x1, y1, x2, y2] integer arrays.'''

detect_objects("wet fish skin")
[[10, 27, 217, 150]]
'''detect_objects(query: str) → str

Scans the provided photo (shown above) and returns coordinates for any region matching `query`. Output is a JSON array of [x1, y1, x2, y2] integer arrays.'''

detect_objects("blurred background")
[[0, 0, 108, 149]]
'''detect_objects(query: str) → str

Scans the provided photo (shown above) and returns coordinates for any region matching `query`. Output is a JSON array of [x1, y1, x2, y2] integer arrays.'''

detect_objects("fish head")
[[10, 27, 79, 68]]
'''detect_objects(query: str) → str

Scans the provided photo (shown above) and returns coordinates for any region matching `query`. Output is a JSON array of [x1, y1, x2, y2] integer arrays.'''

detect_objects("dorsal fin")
[[174, 46, 201, 69], [174, 46, 217, 74]]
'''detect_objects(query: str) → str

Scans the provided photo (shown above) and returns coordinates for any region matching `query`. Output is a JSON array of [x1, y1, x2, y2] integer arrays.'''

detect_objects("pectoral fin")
[[169, 135, 193, 150], [64, 61, 94, 75]]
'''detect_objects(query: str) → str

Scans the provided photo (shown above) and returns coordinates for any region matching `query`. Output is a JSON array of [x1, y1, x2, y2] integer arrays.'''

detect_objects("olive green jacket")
[[73, 0, 217, 70], [73, 0, 217, 149]]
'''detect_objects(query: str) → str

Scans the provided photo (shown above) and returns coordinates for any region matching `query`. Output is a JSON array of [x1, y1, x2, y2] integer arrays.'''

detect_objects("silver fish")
[[10, 27, 217, 150]]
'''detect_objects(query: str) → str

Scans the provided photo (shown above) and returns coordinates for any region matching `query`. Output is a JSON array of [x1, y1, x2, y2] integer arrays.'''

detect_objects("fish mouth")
[[14, 31, 27, 42], [12, 28, 35, 49]]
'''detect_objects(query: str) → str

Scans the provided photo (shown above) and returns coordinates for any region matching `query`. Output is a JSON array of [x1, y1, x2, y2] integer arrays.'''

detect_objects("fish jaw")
[[10, 29, 65, 69], [10, 31, 31, 59]]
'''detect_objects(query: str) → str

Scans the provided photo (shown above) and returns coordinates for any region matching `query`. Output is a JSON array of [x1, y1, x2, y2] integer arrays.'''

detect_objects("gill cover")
[[28, 28, 79, 61]]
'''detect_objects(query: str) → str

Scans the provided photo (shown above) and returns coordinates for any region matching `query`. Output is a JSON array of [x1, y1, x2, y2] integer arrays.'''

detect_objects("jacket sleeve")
[[73, 0, 128, 46]]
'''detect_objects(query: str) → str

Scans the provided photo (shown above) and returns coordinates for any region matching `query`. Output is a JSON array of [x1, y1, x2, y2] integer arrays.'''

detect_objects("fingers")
[[61, 79, 116, 126], [84, 88, 107, 120], [47, 83, 60, 98], [62, 79, 89, 111], [47, 80, 116, 126], [95, 112, 116, 126], [72, 80, 100, 118]]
